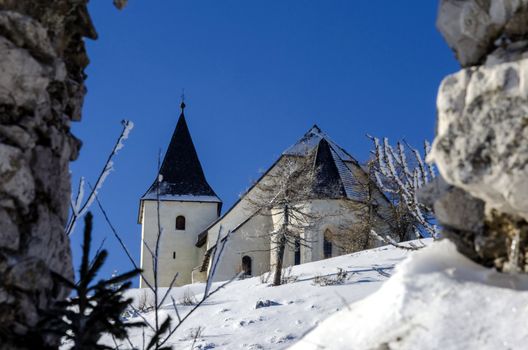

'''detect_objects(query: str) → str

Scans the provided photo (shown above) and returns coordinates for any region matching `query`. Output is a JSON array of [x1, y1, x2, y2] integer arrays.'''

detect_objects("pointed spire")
[[142, 100, 220, 202]]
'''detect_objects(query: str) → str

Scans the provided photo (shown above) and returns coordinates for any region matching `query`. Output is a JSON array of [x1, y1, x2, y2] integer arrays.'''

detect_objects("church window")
[[294, 238, 301, 265], [324, 230, 333, 259], [242, 255, 252, 276], [176, 215, 186, 230]]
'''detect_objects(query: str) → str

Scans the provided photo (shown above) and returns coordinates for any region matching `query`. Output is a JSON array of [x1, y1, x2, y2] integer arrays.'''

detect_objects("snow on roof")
[[140, 193, 221, 203], [283, 125, 359, 163], [330, 146, 361, 199]]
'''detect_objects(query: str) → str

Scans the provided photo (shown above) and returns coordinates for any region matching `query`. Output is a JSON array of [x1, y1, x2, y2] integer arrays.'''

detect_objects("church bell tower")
[[138, 101, 221, 287]]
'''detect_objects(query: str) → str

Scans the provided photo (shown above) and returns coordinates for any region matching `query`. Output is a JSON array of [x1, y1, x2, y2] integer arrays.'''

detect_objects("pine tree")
[[40, 212, 143, 349]]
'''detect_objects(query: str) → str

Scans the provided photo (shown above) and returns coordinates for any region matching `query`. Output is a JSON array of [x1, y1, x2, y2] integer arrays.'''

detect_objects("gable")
[[196, 125, 377, 249]]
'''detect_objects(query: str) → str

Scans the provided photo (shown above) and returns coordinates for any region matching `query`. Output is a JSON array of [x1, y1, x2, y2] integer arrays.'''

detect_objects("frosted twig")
[[66, 120, 134, 236], [370, 230, 421, 251]]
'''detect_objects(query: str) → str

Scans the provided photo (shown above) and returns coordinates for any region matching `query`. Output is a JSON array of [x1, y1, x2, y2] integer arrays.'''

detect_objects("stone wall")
[[0, 1, 95, 348]]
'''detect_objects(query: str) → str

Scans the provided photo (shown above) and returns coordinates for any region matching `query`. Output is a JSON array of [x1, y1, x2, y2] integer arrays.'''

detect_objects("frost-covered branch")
[[369, 135, 439, 240], [66, 120, 134, 236], [370, 230, 423, 251]]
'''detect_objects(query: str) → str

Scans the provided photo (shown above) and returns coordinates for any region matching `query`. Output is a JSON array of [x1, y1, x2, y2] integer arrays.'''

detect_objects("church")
[[138, 103, 391, 287]]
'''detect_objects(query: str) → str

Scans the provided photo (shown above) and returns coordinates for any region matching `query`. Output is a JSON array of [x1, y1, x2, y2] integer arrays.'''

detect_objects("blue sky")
[[69, 1, 459, 285]]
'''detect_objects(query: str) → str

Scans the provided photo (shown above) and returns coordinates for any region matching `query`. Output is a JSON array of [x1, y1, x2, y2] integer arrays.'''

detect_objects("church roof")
[[195, 124, 370, 247], [285, 125, 364, 201], [283, 125, 359, 163], [312, 138, 347, 198], [141, 103, 221, 203]]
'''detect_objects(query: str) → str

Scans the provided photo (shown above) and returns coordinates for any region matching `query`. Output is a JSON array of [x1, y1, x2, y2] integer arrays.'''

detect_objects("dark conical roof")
[[283, 125, 365, 200], [312, 138, 347, 198], [141, 107, 221, 202]]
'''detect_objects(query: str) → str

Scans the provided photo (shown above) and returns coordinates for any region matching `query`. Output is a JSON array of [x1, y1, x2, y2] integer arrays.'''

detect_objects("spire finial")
[[180, 88, 186, 113]]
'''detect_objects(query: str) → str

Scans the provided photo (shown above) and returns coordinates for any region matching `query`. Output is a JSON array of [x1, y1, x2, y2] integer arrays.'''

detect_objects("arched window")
[[294, 238, 301, 265], [242, 255, 252, 276], [323, 230, 333, 259], [176, 215, 186, 230]]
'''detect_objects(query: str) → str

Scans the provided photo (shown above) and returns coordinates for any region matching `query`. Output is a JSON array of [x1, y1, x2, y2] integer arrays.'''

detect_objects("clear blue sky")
[[69, 1, 459, 285]]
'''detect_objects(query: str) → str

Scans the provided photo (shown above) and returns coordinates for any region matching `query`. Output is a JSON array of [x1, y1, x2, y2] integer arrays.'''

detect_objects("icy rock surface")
[[290, 240, 528, 350], [437, 0, 528, 67], [429, 57, 528, 221]]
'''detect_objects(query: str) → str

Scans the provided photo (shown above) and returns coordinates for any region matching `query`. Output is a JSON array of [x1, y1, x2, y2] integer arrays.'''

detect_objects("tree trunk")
[[272, 233, 286, 286], [0, 1, 95, 348], [273, 205, 289, 286]]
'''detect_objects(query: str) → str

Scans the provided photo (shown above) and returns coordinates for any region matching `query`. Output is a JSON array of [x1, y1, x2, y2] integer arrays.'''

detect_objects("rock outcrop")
[[431, 58, 528, 221], [430, 0, 528, 272], [0, 1, 95, 348]]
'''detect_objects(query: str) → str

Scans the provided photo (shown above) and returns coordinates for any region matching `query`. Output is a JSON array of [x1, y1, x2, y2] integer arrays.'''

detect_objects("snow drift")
[[290, 240, 528, 350]]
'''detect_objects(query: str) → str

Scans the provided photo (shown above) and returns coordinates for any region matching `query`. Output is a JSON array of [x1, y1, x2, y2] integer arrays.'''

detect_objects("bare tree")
[[325, 159, 386, 253], [368, 136, 439, 241], [247, 152, 324, 286]]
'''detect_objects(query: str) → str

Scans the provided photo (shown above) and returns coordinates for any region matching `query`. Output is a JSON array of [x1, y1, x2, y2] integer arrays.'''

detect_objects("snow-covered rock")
[[290, 240, 528, 350], [429, 56, 528, 221]]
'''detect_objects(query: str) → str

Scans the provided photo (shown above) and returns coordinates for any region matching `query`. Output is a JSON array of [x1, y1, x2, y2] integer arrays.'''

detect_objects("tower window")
[[176, 215, 186, 230], [324, 230, 333, 259], [242, 255, 252, 276], [173, 251, 176, 259]]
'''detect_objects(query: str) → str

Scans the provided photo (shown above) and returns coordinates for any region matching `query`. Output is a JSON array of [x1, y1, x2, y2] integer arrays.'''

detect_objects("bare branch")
[[66, 120, 134, 236]]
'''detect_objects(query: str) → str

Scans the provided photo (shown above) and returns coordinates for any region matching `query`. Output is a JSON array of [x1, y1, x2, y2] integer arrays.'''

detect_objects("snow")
[[115, 120, 134, 152], [98, 239, 528, 349], [140, 193, 222, 202], [107, 242, 417, 349], [283, 125, 357, 163], [290, 240, 528, 350]]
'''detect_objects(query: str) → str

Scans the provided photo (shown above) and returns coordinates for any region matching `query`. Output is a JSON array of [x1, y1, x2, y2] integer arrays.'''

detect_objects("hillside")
[[100, 238, 528, 350], [106, 242, 419, 349]]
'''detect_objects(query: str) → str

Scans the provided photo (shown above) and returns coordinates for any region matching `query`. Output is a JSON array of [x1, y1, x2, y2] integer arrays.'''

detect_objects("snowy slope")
[[290, 240, 528, 350], [106, 243, 419, 350]]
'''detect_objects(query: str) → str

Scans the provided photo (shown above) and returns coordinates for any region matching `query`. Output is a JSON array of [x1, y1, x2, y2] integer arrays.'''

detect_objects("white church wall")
[[204, 157, 288, 254], [191, 245, 208, 283], [205, 198, 254, 251], [208, 213, 272, 282], [140, 200, 219, 288], [268, 199, 361, 269]]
